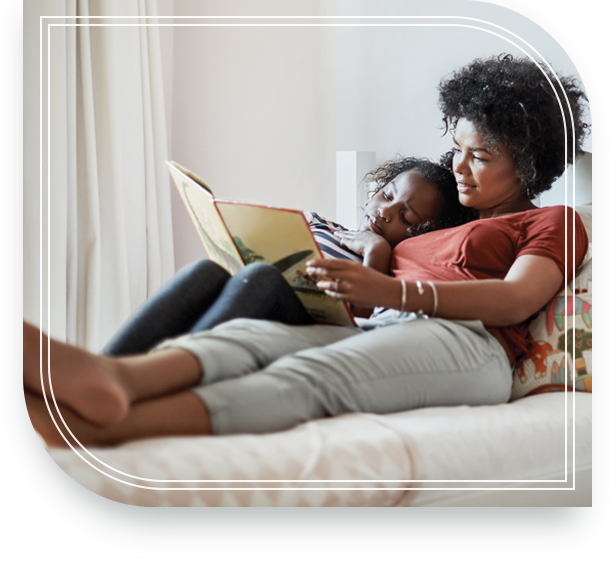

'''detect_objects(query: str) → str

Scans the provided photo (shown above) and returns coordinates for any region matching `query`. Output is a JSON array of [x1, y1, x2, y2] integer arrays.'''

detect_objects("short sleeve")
[[516, 206, 588, 282]]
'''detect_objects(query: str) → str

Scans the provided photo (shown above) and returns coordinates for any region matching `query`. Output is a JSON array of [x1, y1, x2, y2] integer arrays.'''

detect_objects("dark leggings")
[[101, 260, 314, 356]]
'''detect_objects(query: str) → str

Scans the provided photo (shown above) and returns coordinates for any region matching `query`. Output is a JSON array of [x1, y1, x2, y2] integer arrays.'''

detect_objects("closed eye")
[[400, 213, 412, 226], [402, 210, 422, 226]]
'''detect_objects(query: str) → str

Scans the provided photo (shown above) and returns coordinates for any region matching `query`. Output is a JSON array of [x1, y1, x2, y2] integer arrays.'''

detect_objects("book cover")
[[167, 161, 356, 326]]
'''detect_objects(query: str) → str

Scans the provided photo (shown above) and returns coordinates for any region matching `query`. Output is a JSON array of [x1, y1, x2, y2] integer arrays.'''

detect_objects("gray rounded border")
[[0, 0, 611, 557]]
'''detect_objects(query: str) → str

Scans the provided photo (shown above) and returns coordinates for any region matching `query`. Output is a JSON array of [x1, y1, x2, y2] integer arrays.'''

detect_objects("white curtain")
[[23, 0, 175, 351]]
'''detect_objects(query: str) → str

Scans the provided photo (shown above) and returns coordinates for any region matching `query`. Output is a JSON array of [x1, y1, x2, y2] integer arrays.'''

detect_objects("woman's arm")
[[307, 254, 565, 327]]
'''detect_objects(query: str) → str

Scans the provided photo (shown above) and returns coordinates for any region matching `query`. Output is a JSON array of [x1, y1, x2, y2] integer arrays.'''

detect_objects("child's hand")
[[338, 230, 390, 256], [337, 230, 392, 275]]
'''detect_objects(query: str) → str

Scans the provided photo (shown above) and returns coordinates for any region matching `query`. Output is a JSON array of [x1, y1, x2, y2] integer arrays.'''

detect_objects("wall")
[[164, 0, 591, 268]]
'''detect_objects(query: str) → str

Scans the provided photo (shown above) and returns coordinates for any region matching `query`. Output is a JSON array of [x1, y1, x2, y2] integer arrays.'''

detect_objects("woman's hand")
[[306, 259, 401, 310], [349, 304, 377, 319]]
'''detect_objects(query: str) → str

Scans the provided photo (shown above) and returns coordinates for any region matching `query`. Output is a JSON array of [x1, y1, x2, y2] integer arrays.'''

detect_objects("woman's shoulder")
[[518, 205, 588, 261], [525, 205, 586, 229], [529, 204, 575, 214], [517, 204, 584, 231], [502, 205, 583, 227]]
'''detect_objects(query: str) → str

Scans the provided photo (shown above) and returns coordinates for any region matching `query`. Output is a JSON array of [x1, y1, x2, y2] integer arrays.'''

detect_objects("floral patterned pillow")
[[510, 216, 592, 401]]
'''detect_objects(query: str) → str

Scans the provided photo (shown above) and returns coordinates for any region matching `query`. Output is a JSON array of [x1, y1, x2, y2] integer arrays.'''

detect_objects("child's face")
[[358, 170, 443, 246]]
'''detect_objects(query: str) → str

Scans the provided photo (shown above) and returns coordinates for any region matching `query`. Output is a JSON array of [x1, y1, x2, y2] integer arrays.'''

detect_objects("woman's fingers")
[[306, 259, 355, 276], [316, 278, 344, 293], [318, 280, 344, 299], [307, 258, 346, 269], [307, 261, 373, 293], [307, 260, 397, 308], [308, 260, 400, 310]]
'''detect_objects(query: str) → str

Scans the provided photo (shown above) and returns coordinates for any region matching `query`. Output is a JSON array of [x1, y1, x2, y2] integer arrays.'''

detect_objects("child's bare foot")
[[23, 322, 130, 425]]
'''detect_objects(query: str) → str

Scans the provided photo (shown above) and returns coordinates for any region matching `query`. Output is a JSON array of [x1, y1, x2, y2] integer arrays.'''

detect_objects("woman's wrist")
[[397, 279, 438, 316]]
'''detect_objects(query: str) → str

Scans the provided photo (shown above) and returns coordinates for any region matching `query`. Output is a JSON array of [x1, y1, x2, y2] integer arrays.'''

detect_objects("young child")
[[102, 156, 474, 355], [309, 155, 474, 268], [306, 156, 474, 316]]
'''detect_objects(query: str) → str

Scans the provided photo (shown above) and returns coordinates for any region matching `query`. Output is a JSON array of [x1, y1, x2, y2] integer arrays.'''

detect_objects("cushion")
[[510, 206, 592, 400]]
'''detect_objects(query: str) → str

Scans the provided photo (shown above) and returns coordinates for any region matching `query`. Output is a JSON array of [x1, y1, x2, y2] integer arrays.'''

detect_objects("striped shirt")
[[304, 212, 363, 263]]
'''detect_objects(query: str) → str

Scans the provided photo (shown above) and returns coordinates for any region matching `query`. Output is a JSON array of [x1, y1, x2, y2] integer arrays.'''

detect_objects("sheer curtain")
[[23, 0, 175, 351]]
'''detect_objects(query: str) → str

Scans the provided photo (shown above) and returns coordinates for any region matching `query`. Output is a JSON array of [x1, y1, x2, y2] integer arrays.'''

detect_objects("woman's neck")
[[478, 198, 538, 219]]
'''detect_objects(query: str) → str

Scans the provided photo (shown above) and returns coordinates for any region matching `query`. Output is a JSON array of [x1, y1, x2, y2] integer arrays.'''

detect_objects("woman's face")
[[452, 118, 528, 218], [358, 170, 443, 247]]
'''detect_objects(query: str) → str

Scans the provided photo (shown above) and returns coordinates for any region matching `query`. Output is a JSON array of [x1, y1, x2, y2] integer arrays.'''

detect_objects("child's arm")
[[338, 231, 392, 274], [306, 214, 393, 317], [337, 231, 393, 318]]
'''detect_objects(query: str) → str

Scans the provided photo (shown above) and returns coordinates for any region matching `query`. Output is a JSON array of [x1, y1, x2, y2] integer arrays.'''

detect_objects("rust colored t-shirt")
[[390, 206, 589, 360]]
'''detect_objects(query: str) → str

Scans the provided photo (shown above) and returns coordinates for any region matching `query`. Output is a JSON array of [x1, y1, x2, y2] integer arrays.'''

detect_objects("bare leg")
[[23, 321, 205, 426], [25, 390, 212, 448]]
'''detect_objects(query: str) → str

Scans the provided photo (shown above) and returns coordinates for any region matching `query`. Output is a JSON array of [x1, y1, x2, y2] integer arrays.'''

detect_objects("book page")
[[168, 165, 244, 275], [216, 202, 355, 326], [168, 161, 213, 194]]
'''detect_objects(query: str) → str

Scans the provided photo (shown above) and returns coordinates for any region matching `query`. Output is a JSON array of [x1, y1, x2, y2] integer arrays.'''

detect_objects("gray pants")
[[157, 316, 512, 435]]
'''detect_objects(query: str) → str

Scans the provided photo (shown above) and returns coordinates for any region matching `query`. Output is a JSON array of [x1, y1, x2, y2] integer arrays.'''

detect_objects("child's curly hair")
[[438, 54, 590, 198], [365, 156, 478, 237]]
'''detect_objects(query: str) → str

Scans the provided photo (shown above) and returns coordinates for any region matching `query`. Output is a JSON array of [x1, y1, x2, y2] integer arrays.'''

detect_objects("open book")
[[167, 161, 356, 326]]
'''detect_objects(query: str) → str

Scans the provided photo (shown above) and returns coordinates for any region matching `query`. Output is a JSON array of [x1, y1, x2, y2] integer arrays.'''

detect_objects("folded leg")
[[189, 262, 314, 332], [102, 261, 314, 357], [102, 259, 231, 356]]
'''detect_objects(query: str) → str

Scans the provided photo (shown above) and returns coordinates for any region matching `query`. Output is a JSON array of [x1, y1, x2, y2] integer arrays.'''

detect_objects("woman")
[[24, 55, 589, 447], [102, 156, 472, 355]]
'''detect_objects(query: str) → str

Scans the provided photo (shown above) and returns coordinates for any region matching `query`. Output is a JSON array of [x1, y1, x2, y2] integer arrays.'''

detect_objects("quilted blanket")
[[48, 392, 591, 506]]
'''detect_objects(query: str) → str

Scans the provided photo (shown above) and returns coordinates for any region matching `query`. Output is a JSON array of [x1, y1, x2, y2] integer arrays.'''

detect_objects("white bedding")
[[48, 392, 591, 507]]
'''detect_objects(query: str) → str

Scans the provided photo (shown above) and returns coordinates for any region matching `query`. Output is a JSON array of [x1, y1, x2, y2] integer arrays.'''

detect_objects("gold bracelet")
[[397, 279, 407, 317], [426, 281, 438, 317]]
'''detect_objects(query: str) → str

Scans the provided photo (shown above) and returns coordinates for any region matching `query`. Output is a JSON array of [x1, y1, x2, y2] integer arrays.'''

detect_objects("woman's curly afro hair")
[[366, 156, 477, 237], [438, 54, 590, 198]]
